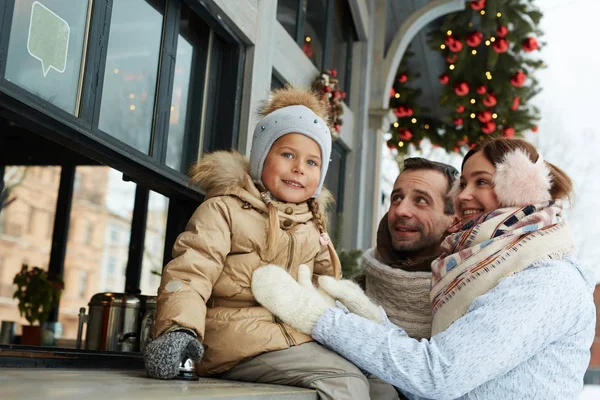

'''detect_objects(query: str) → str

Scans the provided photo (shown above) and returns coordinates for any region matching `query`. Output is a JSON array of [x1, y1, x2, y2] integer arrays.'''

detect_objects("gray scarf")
[[362, 249, 432, 339]]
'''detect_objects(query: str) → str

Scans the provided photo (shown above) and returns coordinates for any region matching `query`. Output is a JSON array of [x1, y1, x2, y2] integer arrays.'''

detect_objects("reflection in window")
[[304, 0, 327, 70], [61, 166, 135, 339], [166, 4, 210, 172], [5, 0, 91, 115], [0, 166, 59, 322], [140, 191, 168, 296], [98, 0, 164, 153], [277, 0, 299, 40]]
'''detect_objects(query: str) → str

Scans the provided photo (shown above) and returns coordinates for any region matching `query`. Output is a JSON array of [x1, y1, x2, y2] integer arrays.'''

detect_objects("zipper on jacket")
[[274, 315, 296, 346], [285, 232, 295, 272]]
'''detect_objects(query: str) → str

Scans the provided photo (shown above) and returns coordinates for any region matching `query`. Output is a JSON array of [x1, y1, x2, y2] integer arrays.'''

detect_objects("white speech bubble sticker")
[[27, 1, 70, 77]]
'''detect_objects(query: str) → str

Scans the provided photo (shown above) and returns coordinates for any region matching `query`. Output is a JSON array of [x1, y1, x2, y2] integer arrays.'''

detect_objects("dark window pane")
[[277, 0, 299, 40], [166, 4, 210, 172], [323, 0, 354, 97], [98, 0, 165, 153], [304, 0, 327, 70]]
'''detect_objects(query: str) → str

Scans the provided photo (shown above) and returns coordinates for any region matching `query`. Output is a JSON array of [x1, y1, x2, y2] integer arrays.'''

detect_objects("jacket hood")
[[188, 150, 334, 211]]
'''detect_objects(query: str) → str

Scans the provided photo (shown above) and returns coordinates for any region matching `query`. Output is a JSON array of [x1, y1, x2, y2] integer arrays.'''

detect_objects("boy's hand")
[[144, 330, 204, 379]]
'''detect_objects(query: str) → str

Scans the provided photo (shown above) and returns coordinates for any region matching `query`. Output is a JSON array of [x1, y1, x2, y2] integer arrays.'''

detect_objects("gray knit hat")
[[250, 105, 332, 198]]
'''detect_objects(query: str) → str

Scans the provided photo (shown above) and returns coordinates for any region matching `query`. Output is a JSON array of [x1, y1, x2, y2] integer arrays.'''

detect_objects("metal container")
[[139, 296, 156, 353], [77, 292, 146, 352]]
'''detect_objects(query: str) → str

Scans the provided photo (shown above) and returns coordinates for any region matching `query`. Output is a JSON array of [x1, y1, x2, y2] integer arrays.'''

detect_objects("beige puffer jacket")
[[154, 151, 341, 375]]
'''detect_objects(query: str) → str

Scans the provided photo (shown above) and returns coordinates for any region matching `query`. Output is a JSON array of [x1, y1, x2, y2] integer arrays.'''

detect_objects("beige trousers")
[[219, 342, 400, 400]]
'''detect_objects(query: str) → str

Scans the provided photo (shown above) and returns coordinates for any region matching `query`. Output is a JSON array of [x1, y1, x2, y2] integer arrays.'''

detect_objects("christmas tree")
[[387, 0, 544, 154]]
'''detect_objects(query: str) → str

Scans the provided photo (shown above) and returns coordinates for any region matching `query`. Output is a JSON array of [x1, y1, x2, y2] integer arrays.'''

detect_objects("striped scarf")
[[430, 200, 575, 335]]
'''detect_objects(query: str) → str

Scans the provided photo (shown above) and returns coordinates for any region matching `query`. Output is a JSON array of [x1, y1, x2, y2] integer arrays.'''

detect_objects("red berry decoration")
[[510, 71, 527, 87], [449, 40, 464, 53], [476, 85, 487, 95], [496, 25, 508, 38], [446, 54, 458, 63], [481, 121, 497, 134], [399, 129, 413, 141], [492, 38, 509, 53], [522, 37, 539, 52], [482, 94, 497, 107], [439, 74, 450, 84], [477, 111, 493, 123], [398, 74, 408, 83], [510, 97, 520, 111], [502, 127, 515, 138], [457, 136, 469, 146], [466, 31, 483, 47], [470, 0, 485, 10], [390, 88, 396, 98], [456, 105, 465, 113], [330, 69, 338, 77], [454, 82, 469, 96], [531, 125, 539, 133], [454, 118, 464, 126]]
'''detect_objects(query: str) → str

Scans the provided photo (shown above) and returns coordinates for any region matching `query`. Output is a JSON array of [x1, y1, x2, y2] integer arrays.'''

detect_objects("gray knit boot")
[[144, 330, 204, 379]]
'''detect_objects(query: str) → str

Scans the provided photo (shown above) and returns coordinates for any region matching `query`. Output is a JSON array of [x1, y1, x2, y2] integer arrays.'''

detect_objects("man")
[[357, 157, 459, 339]]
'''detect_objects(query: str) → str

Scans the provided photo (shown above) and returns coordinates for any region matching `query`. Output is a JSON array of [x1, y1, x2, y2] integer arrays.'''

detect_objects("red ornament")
[[399, 129, 413, 141], [323, 85, 332, 93], [449, 40, 464, 53], [496, 25, 508, 38], [470, 0, 486, 10], [398, 74, 408, 83], [454, 118, 464, 126], [510, 97, 520, 111], [476, 85, 487, 95], [445, 36, 455, 46], [390, 87, 396, 98], [456, 105, 465, 113], [386, 140, 397, 150], [454, 82, 470, 96], [446, 54, 458, 64], [502, 127, 515, 138], [522, 37, 539, 52], [302, 42, 313, 58], [531, 125, 539, 133], [439, 74, 450, 84], [330, 69, 338, 77], [481, 121, 497, 134], [453, 146, 460, 153], [457, 136, 469, 146], [477, 111, 493, 123], [393, 106, 413, 118], [469, 143, 477, 149], [466, 31, 483, 47], [492, 38, 509, 53], [482, 94, 497, 107], [510, 71, 527, 87], [340, 91, 347, 99]]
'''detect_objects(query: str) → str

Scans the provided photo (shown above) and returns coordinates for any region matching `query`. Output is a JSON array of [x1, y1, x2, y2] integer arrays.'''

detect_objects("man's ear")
[[447, 215, 462, 233]]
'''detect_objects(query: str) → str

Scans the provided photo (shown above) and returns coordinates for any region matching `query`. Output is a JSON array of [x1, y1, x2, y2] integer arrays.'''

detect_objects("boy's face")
[[261, 133, 322, 203]]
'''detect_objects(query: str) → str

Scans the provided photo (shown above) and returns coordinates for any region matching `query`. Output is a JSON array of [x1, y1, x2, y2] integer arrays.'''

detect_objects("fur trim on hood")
[[188, 150, 334, 210]]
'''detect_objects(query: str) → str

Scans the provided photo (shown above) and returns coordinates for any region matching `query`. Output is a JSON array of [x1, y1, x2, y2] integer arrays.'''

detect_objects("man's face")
[[387, 169, 455, 255]]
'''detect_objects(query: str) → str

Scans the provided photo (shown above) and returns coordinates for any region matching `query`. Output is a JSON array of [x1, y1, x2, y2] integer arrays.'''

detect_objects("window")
[[5, 0, 92, 115], [276, 0, 356, 101], [165, 3, 211, 172], [324, 142, 347, 235], [97, 0, 165, 153]]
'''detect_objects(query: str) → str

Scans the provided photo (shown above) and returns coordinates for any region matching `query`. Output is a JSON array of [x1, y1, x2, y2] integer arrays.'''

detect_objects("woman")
[[252, 137, 595, 400]]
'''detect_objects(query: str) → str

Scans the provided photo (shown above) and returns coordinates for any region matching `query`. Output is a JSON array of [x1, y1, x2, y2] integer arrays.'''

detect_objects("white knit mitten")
[[252, 264, 333, 335], [318, 276, 383, 323]]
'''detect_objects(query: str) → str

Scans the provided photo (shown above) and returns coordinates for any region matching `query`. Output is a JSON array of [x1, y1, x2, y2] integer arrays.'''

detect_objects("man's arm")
[[313, 260, 588, 399]]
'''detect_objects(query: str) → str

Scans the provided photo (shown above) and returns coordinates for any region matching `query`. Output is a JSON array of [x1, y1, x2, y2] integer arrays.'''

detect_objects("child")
[[144, 86, 399, 399], [252, 137, 595, 399]]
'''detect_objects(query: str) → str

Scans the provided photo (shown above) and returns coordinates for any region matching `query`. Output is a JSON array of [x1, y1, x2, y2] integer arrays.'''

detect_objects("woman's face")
[[455, 151, 500, 223]]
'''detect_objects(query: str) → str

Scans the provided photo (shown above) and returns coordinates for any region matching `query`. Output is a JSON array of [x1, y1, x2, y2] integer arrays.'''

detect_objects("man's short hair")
[[401, 157, 458, 215]]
